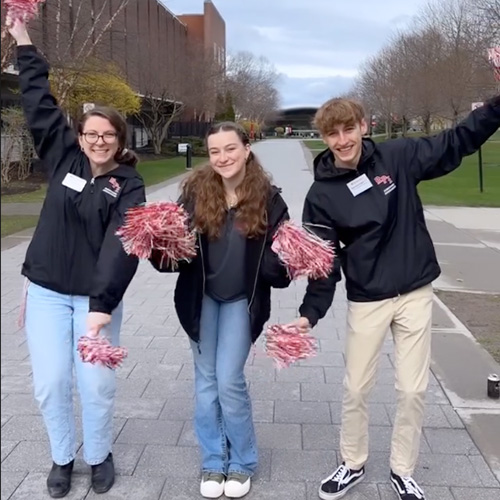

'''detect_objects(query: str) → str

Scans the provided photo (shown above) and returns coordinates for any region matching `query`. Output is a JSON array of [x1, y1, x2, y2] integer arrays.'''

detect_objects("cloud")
[[162, 0, 430, 107], [279, 75, 355, 108]]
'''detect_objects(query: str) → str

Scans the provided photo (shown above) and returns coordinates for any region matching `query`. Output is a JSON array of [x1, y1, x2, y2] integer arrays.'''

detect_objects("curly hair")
[[181, 122, 272, 240]]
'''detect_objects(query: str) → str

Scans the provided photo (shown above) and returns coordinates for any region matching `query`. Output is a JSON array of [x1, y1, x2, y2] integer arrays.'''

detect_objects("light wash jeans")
[[25, 282, 123, 466], [190, 295, 258, 476]]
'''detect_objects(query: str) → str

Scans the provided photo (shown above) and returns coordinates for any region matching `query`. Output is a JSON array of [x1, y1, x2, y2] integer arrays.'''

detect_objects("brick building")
[[1, 0, 226, 141]]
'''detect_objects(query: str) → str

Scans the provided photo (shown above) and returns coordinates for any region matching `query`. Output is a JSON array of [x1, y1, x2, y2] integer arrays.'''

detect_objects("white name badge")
[[62, 173, 87, 192], [347, 174, 373, 197]]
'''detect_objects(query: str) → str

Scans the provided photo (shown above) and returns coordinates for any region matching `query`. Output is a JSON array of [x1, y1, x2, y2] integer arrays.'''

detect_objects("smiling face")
[[322, 119, 368, 169], [78, 116, 120, 169], [207, 130, 250, 182]]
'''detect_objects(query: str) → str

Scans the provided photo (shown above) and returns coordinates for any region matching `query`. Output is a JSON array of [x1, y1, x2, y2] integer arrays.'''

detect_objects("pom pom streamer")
[[271, 220, 334, 280], [4, 0, 45, 24], [116, 201, 197, 269], [77, 335, 128, 369], [488, 47, 500, 82], [264, 324, 318, 369]]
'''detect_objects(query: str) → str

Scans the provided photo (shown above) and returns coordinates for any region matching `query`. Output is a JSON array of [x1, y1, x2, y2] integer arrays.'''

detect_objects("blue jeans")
[[190, 295, 258, 476], [24, 282, 123, 466]]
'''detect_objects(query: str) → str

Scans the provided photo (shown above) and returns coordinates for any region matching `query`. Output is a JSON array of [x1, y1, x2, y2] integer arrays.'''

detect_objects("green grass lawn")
[[1, 156, 207, 205], [1, 184, 48, 203], [303, 136, 500, 207], [0, 156, 207, 238], [1, 215, 40, 238], [137, 156, 205, 186]]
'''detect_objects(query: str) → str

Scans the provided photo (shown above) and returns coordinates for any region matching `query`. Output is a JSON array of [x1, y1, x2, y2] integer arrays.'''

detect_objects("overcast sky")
[[161, 0, 430, 109]]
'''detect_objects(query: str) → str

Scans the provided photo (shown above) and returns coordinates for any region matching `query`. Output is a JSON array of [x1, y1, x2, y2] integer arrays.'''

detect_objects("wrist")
[[16, 38, 33, 46]]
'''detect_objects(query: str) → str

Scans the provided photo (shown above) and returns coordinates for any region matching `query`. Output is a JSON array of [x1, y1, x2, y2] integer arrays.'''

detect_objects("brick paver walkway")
[[2, 140, 499, 499]]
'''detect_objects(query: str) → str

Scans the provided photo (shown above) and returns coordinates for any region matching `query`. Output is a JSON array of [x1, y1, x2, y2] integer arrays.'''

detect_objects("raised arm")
[[9, 20, 79, 178], [405, 95, 500, 183]]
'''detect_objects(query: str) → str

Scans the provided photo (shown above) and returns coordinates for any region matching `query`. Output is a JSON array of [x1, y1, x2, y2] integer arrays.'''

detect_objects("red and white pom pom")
[[4, 0, 45, 23], [271, 220, 334, 280], [488, 47, 500, 82], [77, 335, 128, 370], [264, 324, 317, 369], [116, 201, 197, 269]]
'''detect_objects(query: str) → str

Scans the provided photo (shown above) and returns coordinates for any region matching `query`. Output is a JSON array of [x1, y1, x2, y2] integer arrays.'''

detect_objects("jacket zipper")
[[247, 226, 267, 314], [198, 233, 206, 293], [196, 232, 205, 353], [90, 177, 95, 193]]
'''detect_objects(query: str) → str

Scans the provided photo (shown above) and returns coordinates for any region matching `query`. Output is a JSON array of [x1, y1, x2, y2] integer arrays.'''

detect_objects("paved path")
[[1, 140, 500, 500], [425, 207, 500, 294]]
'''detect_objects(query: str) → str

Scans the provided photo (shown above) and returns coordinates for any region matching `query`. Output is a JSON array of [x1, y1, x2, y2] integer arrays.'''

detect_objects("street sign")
[[178, 143, 189, 153], [471, 102, 484, 111]]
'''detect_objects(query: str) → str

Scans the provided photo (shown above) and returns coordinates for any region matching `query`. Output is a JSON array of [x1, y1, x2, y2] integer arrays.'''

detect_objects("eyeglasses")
[[82, 132, 118, 144]]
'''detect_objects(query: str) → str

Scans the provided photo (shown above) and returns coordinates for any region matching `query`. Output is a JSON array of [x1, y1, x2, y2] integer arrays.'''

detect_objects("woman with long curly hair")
[[151, 122, 291, 498]]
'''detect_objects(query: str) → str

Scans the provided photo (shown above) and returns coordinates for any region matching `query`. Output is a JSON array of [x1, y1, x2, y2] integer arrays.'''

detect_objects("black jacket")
[[150, 186, 291, 343], [18, 45, 146, 314], [299, 96, 500, 326]]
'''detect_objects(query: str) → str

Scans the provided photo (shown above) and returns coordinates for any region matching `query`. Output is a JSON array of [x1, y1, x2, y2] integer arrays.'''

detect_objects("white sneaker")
[[224, 472, 251, 498], [200, 472, 225, 498]]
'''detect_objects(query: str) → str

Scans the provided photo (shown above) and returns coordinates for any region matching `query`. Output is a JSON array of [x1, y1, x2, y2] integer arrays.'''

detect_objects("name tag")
[[347, 174, 373, 197], [62, 173, 87, 192]]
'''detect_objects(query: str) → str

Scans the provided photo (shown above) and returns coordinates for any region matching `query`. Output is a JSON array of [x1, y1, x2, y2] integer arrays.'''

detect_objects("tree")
[[214, 92, 236, 122], [56, 62, 141, 118], [135, 90, 185, 155], [1, 107, 34, 184], [350, 0, 498, 135], [34, 0, 131, 111], [134, 37, 224, 154], [225, 51, 280, 126]]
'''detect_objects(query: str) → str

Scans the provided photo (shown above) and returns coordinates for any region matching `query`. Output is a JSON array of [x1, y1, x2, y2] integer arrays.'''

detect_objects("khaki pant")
[[340, 284, 433, 476]]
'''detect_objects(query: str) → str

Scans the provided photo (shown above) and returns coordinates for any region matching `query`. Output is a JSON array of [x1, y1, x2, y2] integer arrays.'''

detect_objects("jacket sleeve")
[[298, 183, 342, 327], [89, 179, 146, 314], [260, 192, 292, 289], [17, 45, 79, 178], [406, 95, 500, 183]]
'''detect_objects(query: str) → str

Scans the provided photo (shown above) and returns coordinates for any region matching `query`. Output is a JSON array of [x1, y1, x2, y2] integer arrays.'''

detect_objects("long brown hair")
[[182, 122, 272, 240], [79, 107, 139, 168]]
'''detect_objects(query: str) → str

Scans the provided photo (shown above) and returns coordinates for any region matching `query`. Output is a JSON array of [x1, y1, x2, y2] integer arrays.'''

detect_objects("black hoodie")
[[17, 45, 146, 314], [150, 186, 291, 343], [299, 96, 500, 326]]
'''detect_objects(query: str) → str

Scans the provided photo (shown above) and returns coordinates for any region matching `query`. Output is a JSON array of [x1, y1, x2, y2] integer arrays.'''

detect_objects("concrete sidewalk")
[[425, 207, 500, 294], [1, 139, 499, 500]]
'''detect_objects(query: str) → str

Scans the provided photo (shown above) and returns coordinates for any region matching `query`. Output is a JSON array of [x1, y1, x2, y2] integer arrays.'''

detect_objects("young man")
[[294, 96, 500, 500]]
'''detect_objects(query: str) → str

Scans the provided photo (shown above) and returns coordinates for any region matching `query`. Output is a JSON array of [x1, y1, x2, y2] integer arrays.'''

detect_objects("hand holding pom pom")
[[77, 335, 127, 370], [4, 0, 45, 24], [264, 323, 317, 369], [271, 220, 334, 280], [116, 201, 197, 270]]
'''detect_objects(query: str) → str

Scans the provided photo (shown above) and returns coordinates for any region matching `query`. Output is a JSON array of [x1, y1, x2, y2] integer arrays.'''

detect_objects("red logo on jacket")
[[109, 177, 121, 192], [374, 175, 393, 185]]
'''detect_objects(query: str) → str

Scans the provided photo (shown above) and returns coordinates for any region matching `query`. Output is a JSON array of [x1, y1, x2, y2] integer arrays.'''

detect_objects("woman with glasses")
[[8, 20, 145, 498]]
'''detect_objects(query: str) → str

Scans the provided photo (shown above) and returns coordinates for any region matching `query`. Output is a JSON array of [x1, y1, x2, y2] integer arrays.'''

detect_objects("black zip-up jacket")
[[150, 186, 291, 343], [17, 45, 146, 314], [299, 96, 500, 326]]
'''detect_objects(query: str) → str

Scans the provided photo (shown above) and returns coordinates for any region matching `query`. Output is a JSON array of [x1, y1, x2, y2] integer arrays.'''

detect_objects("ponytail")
[[115, 147, 139, 168]]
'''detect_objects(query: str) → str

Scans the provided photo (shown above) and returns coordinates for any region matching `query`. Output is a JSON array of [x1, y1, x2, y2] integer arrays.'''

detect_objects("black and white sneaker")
[[390, 471, 426, 500], [318, 463, 365, 499]]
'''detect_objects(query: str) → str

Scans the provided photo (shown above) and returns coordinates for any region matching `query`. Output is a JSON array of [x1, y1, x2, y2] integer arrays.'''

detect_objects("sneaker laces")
[[203, 472, 224, 483], [325, 465, 349, 485], [401, 476, 424, 498]]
